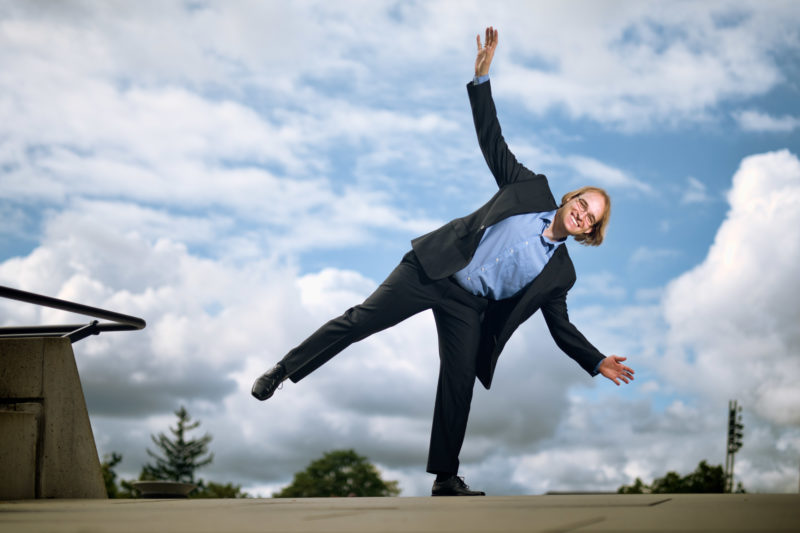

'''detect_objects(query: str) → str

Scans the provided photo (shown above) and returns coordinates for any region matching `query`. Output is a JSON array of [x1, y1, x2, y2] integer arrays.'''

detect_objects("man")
[[253, 27, 634, 496]]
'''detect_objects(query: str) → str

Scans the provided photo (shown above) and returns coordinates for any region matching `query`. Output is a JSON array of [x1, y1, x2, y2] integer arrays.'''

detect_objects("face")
[[560, 191, 606, 236]]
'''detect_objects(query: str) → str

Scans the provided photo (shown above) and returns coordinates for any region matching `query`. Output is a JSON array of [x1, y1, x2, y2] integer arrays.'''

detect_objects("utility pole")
[[725, 400, 744, 493]]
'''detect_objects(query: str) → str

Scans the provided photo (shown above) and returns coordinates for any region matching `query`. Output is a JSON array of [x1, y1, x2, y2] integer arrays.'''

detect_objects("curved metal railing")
[[0, 285, 146, 343]]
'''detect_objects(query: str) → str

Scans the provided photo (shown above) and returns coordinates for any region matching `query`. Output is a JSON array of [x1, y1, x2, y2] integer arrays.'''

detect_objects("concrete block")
[[0, 338, 45, 398], [39, 338, 106, 499], [0, 411, 37, 499], [0, 337, 106, 499]]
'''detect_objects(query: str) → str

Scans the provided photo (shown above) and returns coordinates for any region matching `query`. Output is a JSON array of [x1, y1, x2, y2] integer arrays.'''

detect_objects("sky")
[[1, 0, 799, 497]]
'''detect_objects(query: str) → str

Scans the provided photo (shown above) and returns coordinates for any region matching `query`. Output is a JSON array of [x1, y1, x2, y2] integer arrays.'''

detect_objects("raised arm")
[[475, 26, 498, 77], [468, 27, 538, 188]]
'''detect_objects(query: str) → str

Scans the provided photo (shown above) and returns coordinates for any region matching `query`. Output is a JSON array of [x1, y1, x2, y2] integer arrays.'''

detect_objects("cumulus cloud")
[[734, 110, 800, 133], [493, 1, 799, 130], [2, 1, 800, 497], [662, 150, 800, 425]]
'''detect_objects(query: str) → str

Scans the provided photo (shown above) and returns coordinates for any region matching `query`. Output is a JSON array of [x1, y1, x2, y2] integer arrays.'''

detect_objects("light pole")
[[725, 400, 743, 493]]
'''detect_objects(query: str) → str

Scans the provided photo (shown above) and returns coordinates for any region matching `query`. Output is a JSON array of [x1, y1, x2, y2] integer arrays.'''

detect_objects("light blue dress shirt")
[[460, 74, 606, 376], [452, 210, 564, 300]]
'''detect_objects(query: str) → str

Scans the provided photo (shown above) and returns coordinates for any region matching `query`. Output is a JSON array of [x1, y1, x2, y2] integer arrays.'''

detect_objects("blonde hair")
[[560, 186, 611, 246]]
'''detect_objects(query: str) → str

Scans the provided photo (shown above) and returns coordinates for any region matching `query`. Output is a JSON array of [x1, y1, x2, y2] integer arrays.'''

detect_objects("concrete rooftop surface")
[[1, 494, 799, 533]]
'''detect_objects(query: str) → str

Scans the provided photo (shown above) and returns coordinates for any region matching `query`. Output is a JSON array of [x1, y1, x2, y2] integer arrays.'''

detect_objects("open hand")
[[475, 26, 498, 77], [598, 355, 635, 386]]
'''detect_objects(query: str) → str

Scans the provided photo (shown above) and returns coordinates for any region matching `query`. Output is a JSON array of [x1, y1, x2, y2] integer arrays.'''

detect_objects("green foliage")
[[101, 452, 123, 498], [118, 478, 139, 498], [141, 406, 213, 483], [100, 409, 248, 499], [273, 449, 401, 498], [618, 460, 745, 494], [190, 480, 250, 498]]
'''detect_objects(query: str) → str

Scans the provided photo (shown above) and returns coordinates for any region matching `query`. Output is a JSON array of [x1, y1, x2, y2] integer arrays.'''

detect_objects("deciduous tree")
[[273, 449, 400, 498], [618, 461, 744, 493]]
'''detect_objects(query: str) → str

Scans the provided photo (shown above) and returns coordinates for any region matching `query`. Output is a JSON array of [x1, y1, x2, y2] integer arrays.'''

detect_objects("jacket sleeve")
[[540, 291, 606, 376], [467, 80, 537, 188]]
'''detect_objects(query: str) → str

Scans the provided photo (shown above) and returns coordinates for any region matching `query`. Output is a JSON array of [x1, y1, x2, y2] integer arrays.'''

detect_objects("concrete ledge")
[[0, 494, 798, 532], [0, 338, 106, 499], [0, 411, 37, 499]]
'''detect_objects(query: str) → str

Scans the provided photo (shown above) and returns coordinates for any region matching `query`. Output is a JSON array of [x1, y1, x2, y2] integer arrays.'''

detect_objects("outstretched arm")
[[475, 26, 498, 77], [598, 355, 635, 386], [541, 292, 635, 385]]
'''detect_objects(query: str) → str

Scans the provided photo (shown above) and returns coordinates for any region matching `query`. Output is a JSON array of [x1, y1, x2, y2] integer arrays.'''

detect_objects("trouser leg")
[[281, 251, 440, 382], [426, 285, 487, 475]]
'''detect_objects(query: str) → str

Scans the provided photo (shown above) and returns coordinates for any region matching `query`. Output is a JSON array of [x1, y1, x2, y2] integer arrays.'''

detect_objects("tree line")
[[103, 406, 742, 497], [101, 406, 399, 498]]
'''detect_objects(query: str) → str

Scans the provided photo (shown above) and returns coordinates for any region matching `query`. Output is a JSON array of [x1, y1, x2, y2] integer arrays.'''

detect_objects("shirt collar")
[[539, 210, 566, 246]]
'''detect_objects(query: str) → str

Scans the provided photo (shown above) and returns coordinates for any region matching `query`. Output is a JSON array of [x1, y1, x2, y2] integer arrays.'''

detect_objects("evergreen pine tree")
[[141, 406, 213, 483]]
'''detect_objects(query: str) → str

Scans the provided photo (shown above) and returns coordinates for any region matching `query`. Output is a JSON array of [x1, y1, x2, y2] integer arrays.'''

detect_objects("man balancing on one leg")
[[253, 27, 634, 496]]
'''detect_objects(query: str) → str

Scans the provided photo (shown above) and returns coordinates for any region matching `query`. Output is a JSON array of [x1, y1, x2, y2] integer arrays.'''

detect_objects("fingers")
[[486, 27, 497, 48], [618, 367, 634, 384], [602, 355, 634, 386], [478, 27, 498, 50], [610, 355, 634, 379]]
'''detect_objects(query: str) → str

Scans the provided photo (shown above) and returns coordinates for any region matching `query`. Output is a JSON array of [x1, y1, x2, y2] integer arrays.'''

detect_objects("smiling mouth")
[[570, 214, 579, 228]]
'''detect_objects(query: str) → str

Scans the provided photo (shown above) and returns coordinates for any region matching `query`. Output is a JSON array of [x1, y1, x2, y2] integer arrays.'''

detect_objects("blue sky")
[[1, 1, 799, 496]]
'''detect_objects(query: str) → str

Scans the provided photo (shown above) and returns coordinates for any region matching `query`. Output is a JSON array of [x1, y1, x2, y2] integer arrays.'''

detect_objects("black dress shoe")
[[251, 363, 287, 401], [431, 475, 485, 496]]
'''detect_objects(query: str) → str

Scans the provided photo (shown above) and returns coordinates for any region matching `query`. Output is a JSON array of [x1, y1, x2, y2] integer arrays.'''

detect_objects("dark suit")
[[279, 79, 605, 476], [412, 80, 605, 389]]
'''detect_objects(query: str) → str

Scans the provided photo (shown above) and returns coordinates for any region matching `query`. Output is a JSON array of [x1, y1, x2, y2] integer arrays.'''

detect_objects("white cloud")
[[630, 246, 681, 265], [570, 272, 627, 300], [564, 155, 652, 193], [681, 176, 714, 204], [2, 1, 800, 498], [512, 141, 652, 194], [493, 1, 798, 130], [734, 110, 800, 133], [662, 149, 800, 426]]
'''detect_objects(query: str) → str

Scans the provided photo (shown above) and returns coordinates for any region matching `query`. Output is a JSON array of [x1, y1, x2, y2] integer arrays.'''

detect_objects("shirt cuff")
[[592, 358, 605, 377], [473, 74, 490, 85]]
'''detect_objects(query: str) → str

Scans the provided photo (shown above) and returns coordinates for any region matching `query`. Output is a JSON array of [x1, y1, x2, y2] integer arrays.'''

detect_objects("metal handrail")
[[0, 285, 146, 343]]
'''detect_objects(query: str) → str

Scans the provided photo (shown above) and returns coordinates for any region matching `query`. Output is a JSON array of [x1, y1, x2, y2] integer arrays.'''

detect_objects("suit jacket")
[[411, 80, 605, 389]]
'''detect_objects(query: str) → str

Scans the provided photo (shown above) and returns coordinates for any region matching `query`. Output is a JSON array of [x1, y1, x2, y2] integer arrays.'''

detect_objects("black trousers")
[[280, 250, 488, 475]]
